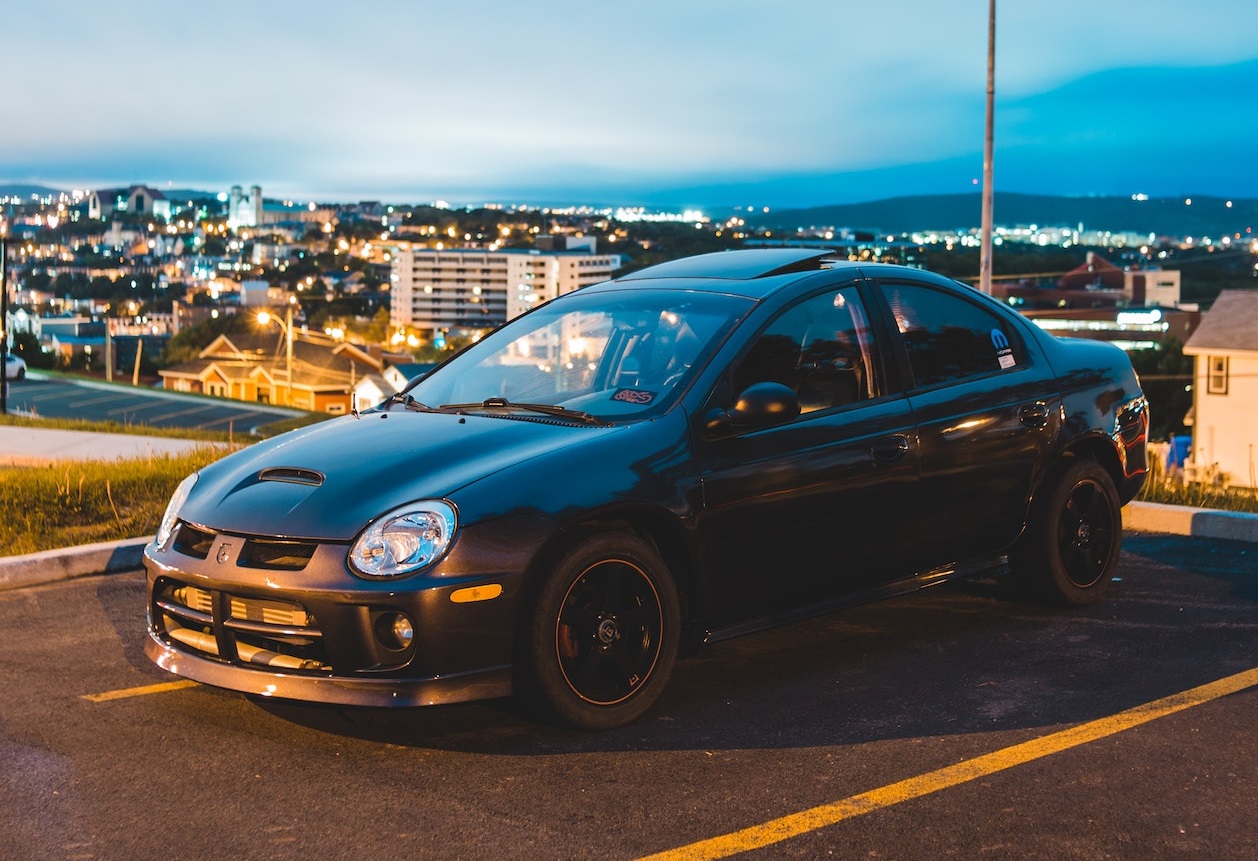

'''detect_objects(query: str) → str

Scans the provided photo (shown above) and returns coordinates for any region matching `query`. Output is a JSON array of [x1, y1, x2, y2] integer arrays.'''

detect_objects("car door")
[[874, 277, 1061, 569], [695, 282, 920, 627]]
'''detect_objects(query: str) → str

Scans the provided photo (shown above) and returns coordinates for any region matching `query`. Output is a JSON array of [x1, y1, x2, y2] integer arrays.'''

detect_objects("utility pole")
[[1, 231, 8, 416], [979, 0, 996, 295]]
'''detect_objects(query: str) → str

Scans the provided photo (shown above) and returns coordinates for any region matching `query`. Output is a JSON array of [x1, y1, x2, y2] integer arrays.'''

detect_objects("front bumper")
[[143, 630, 511, 707], [143, 514, 551, 708]]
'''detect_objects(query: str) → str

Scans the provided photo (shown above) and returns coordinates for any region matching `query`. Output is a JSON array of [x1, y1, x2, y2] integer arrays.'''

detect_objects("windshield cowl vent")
[[258, 467, 325, 487]]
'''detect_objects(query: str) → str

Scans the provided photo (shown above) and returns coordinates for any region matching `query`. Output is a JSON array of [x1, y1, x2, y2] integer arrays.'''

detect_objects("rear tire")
[[520, 534, 679, 730], [1011, 459, 1122, 606]]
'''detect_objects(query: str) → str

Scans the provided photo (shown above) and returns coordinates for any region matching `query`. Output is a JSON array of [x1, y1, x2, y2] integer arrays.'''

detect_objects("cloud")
[[5, 1, 1258, 206]]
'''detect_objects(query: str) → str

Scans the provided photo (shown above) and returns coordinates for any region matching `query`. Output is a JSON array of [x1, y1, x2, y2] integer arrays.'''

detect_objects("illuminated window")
[[1207, 356, 1229, 395]]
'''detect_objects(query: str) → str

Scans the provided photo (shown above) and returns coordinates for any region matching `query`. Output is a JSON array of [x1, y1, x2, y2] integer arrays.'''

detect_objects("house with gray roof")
[[1182, 290, 1258, 487]]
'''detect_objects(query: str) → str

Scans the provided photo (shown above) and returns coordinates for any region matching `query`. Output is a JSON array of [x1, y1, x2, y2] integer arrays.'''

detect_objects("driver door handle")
[[1018, 402, 1050, 428], [870, 434, 910, 464]]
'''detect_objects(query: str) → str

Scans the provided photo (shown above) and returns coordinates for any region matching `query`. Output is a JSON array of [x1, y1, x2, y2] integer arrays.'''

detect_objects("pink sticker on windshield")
[[612, 388, 657, 405]]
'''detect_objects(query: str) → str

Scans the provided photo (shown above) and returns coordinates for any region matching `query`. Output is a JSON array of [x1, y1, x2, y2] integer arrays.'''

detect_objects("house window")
[[1207, 356, 1229, 394]]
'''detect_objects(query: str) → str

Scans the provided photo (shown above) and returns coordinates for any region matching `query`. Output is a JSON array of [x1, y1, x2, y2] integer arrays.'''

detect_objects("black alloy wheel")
[[1056, 475, 1117, 589], [1011, 458, 1122, 606], [522, 534, 680, 729]]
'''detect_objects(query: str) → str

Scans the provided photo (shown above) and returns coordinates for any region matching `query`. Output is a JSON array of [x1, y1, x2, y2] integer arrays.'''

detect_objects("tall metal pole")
[[979, 0, 996, 295], [1, 233, 8, 415]]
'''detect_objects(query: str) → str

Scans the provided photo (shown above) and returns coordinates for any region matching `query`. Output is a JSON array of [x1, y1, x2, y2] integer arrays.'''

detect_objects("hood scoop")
[[258, 467, 325, 487]]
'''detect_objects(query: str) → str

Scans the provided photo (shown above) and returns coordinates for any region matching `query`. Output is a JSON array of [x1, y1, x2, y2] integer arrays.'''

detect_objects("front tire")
[[1011, 459, 1122, 606], [521, 534, 680, 730]]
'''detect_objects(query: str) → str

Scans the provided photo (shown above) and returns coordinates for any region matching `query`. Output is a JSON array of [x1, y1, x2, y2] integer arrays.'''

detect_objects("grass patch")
[[1, 411, 325, 441], [1, 413, 238, 443], [1136, 477, 1258, 513], [0, 447, 232, 555], [0, 411, 330, 556]]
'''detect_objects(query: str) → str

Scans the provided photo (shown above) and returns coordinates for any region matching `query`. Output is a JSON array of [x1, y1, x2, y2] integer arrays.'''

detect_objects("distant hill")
[[749, 192, 1258, 239], [0, 183, 67, 200], [0, 183, 221, 202]]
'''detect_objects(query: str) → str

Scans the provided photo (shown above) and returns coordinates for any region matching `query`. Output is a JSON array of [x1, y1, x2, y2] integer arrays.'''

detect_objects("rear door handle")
[[1018, 402, 1050, 428], [870, 434, 910, 464]]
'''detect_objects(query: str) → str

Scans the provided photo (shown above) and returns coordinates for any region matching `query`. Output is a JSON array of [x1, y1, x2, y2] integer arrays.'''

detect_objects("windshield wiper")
[[380, 392, 432, 412], [439, 397, 609, 426]]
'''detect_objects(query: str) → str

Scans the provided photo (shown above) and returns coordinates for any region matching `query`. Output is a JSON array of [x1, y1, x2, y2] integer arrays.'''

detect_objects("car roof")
[[596, 248, 865, 300]]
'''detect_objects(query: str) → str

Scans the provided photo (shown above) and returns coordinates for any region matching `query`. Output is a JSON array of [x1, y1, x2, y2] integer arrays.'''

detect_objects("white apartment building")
[[390, 242, 622, 334]]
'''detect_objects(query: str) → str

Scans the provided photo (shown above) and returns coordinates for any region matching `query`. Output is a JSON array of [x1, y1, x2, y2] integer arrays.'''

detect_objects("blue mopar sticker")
[[991, 329, 1016, 369]]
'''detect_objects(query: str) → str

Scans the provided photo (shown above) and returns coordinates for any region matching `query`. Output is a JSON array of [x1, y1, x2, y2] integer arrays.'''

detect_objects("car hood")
[[179, 411, 623, 541]]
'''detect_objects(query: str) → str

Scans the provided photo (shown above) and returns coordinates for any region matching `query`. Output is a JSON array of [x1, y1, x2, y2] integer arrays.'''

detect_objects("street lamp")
[[257, 303, 295, 406]]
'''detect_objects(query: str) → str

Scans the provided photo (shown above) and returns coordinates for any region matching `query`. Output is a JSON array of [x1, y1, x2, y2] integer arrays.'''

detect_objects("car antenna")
[[351, 392, 360, 419]]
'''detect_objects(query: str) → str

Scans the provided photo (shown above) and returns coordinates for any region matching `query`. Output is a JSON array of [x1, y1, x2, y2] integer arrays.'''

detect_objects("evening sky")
[[3, 0, 1256, 209]]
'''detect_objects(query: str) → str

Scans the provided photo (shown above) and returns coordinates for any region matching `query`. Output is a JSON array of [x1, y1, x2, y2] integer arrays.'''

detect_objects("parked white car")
[[4, 353, 27, 380]]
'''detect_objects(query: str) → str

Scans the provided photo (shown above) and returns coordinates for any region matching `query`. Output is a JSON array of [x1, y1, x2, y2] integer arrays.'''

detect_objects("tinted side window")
[[881, 282, 1024, 388], [732, 286, 877, 413]]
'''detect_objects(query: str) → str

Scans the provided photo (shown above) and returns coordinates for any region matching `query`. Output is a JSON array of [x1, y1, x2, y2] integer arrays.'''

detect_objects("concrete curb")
[[1123, 501, 1258, 545], [0, 502, 1253, 594], [0, 536, 152, 592]]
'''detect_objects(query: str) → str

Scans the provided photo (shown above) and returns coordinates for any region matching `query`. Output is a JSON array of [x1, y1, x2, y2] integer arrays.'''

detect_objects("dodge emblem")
[[216, 542, 233, 564]]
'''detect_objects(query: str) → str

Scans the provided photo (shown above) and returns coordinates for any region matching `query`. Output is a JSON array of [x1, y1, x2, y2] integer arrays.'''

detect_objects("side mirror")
[[705, 382, 800, 434]]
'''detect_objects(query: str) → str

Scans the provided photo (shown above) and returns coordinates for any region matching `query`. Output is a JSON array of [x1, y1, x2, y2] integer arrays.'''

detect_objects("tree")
[[161, 312, 252, 365], [9, 331, 54, 369], [1127, 337, 1193, 440]]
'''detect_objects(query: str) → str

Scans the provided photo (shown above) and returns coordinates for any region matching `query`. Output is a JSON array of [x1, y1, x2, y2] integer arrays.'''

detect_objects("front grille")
[[239, 538, 317, 571], [173, 522, 215, 559], [153, 577, 330, 672], [172, 524, 317, 571]]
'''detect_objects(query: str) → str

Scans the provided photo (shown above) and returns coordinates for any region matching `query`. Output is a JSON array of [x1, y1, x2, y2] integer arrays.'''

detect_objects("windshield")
[[407, 287, 755, 422]]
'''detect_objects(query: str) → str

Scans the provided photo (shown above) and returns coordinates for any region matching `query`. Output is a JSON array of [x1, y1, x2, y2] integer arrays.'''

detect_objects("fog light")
[[375, 611, 415, 650], [392, 614, 415, 647]]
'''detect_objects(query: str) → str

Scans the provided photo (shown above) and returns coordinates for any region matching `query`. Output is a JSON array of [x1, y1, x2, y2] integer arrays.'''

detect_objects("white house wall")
[[1191, 353, 1258, 488]]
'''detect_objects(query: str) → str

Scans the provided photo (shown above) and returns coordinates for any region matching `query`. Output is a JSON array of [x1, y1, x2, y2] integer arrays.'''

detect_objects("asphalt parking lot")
[[4, 373, 301, 432], [1, 532, 1256, 860]]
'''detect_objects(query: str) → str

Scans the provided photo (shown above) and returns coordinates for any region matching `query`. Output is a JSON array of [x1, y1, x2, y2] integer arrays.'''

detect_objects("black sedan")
[[145, 249, 1148, 729]]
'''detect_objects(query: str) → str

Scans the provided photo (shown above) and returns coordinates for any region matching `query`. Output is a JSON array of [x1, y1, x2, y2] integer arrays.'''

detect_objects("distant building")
[[226, 184, 334, 230], [88, 185, 172, 221], [389, 240, 622, 334], [991, 252, 1191, 351], [238, 280, 273, 307], [993, 252, 1181, 311], [1182, 290, 1258, 488], [1023, 306, 1199, 352], [226, 185, 263, 229], [159, 329, 384, 415]]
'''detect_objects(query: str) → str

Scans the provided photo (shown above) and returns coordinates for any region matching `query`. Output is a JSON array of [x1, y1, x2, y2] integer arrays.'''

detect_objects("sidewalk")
[[0, 428, 1255, 593], [0, 425, 221, 467]]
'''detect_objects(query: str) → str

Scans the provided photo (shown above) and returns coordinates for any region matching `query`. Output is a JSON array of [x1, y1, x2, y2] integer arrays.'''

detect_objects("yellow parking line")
[[639, 665, 1258, 861], [81, 680, 199, 703]]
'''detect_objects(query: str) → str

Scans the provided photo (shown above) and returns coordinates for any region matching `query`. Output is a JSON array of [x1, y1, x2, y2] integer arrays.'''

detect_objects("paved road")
[[3, 373, 302, 433], [1, 534, 1256, 860]]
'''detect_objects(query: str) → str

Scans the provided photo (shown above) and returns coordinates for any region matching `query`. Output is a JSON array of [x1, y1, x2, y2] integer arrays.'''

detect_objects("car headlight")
[[156, 472, 198, 549], [349, 500, 457, 579]]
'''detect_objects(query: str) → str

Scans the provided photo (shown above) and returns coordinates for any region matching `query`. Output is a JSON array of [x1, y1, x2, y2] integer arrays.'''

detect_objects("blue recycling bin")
[[1166, 435, 1191, 469]]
